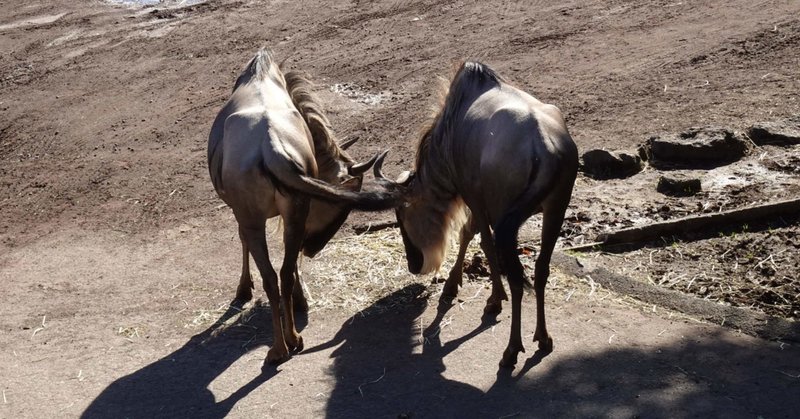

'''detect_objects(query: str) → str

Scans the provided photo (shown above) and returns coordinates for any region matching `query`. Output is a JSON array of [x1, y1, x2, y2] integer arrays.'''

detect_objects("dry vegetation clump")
[[183, 228, 475, 333], [601, 222, 800, 320], [304, 228, 473, 314], [308, 228, 636, 316]]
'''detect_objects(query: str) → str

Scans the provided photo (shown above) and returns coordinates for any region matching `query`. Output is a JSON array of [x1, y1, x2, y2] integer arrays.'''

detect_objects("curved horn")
[[339, 137, 358, 150], [348, 151, 381, 176], [373, 149, 390, 181]]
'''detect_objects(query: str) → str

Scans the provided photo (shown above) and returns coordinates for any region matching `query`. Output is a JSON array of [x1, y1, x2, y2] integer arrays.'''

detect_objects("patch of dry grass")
[[185, 225, 693, 332], [303, 228, 477, 314]]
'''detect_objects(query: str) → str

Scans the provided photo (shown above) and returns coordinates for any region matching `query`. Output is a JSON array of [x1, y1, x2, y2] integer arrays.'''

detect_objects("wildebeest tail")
[[260, 144, 401, 211], [289, 174, 403, 211]]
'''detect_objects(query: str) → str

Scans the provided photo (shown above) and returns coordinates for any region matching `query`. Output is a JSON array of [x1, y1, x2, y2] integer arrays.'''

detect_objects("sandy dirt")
[[1, 0, 799, 417]]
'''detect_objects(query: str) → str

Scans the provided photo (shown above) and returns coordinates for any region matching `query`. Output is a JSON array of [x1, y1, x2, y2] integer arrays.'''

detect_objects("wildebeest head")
[[373, 152, 452, 275], [302, 142, 381, 257]]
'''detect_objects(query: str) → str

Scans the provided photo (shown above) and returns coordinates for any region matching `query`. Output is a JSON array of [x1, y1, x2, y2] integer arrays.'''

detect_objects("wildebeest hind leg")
[[279, 198, 308, 353], [235, 227, 254, 302], [495, 217, 526, 368], [532, 195, 571, 353], [241, 226, 289, 364]]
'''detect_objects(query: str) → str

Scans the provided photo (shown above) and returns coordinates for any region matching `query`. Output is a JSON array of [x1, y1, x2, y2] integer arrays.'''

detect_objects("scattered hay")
[[117, 326, 142, 339], [303, 228, 476, 314], [184, 227, 690, 334], [186, 303, 238, 328], [307, 228, 663, 317]]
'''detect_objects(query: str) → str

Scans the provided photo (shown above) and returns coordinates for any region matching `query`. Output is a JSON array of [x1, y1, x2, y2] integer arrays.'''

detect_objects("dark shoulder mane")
[[455, 61, 504, 87], [283, 69, 352, 174], [415, 61, 503, 171]]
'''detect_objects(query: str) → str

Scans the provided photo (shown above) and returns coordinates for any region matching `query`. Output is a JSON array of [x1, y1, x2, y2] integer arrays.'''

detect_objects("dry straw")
[[304, 228, 477, 314]]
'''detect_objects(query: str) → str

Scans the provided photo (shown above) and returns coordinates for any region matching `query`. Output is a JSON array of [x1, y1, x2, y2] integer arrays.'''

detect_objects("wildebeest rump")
[[207, 49, 389, 364], [375, 61, 578, 368]]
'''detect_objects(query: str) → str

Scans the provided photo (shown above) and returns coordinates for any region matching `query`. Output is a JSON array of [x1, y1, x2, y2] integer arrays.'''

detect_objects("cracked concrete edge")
[[551, 251, 800, 343]]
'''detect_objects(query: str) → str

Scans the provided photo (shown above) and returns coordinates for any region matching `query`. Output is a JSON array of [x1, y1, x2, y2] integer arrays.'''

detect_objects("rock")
[[656, 175, 702, 197], [642, 126, 750, 169], [580, 149, 644, 179], [747, 116, 800, 146]]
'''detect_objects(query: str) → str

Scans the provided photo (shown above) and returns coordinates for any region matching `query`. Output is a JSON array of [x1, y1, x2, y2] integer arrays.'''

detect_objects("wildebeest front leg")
[[240, 226, 289, 364], [235, 227, 254, 302], [479, 227, 507, 315], [441, 221, 476, 303], [497, 246, 526, 369], [279, 199, 308, 353]]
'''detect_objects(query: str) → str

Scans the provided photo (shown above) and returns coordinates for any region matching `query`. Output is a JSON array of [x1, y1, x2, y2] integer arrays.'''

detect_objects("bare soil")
[[1, 0, 799, 417]]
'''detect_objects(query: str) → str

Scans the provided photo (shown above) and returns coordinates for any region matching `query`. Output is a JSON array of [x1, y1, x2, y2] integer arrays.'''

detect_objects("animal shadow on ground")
[[302, 284, 496, 418], [308, 285, 800, 418], [81, 300, 301, 418]]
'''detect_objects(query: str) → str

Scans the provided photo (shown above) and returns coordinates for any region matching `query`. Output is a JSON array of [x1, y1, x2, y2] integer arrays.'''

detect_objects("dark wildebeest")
[[208, 49, 392, 364], [374, 61, 578, 368]]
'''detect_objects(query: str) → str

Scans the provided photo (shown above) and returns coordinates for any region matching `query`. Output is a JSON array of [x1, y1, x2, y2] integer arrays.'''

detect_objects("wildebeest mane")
[[402, 61, 503, 268], [217, 49, 354, 199], [233, 48, 282, 91], [282, 69, 354, 177], [416, 61, 504, 174]]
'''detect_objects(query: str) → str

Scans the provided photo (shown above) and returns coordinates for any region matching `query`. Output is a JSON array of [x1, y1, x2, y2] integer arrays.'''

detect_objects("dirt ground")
[[1, 0, 799, 417]]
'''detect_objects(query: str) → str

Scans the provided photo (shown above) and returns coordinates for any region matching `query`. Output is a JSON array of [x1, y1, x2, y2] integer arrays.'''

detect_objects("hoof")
[[534, 334, 554, 353], [441, 286, 459, 301], [498, 358, 516, 369], [441, 274, 462, 299], [483, 300, 503, 315], [266, 346, 291, 365], [288, 335, 304, 353], [499, 343, 525, 369], [499, 349, 518, 369], [439, 293, 456, 306], [235, 287, 253, 303]]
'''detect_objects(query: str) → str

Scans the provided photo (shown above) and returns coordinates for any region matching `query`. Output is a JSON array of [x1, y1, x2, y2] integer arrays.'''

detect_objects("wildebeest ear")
[[339, 137, 358, 150], [348, 151, 381, 176], [396, 171, 413, 186]]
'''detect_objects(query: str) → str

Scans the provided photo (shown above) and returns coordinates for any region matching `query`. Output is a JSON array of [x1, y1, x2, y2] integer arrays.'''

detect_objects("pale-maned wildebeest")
[[374, 61, 578, 368], [208, 49, 395, 364]]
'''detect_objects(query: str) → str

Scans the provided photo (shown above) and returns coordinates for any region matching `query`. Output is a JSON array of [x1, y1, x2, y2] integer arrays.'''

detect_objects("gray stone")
[[580, 149, 644, 179], [656, 175, 702, 197], [642, 126, 750, 168], [747, 116, 800, 146]]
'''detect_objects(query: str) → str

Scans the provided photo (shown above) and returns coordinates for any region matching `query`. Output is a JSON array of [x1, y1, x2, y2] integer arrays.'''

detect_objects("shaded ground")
[[1, 0, 799, 417]]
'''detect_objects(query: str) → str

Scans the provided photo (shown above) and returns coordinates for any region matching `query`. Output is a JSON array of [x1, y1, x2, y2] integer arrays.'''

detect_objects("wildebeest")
[[374, 61, 578, 368], [208, 49, 393, 364]]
